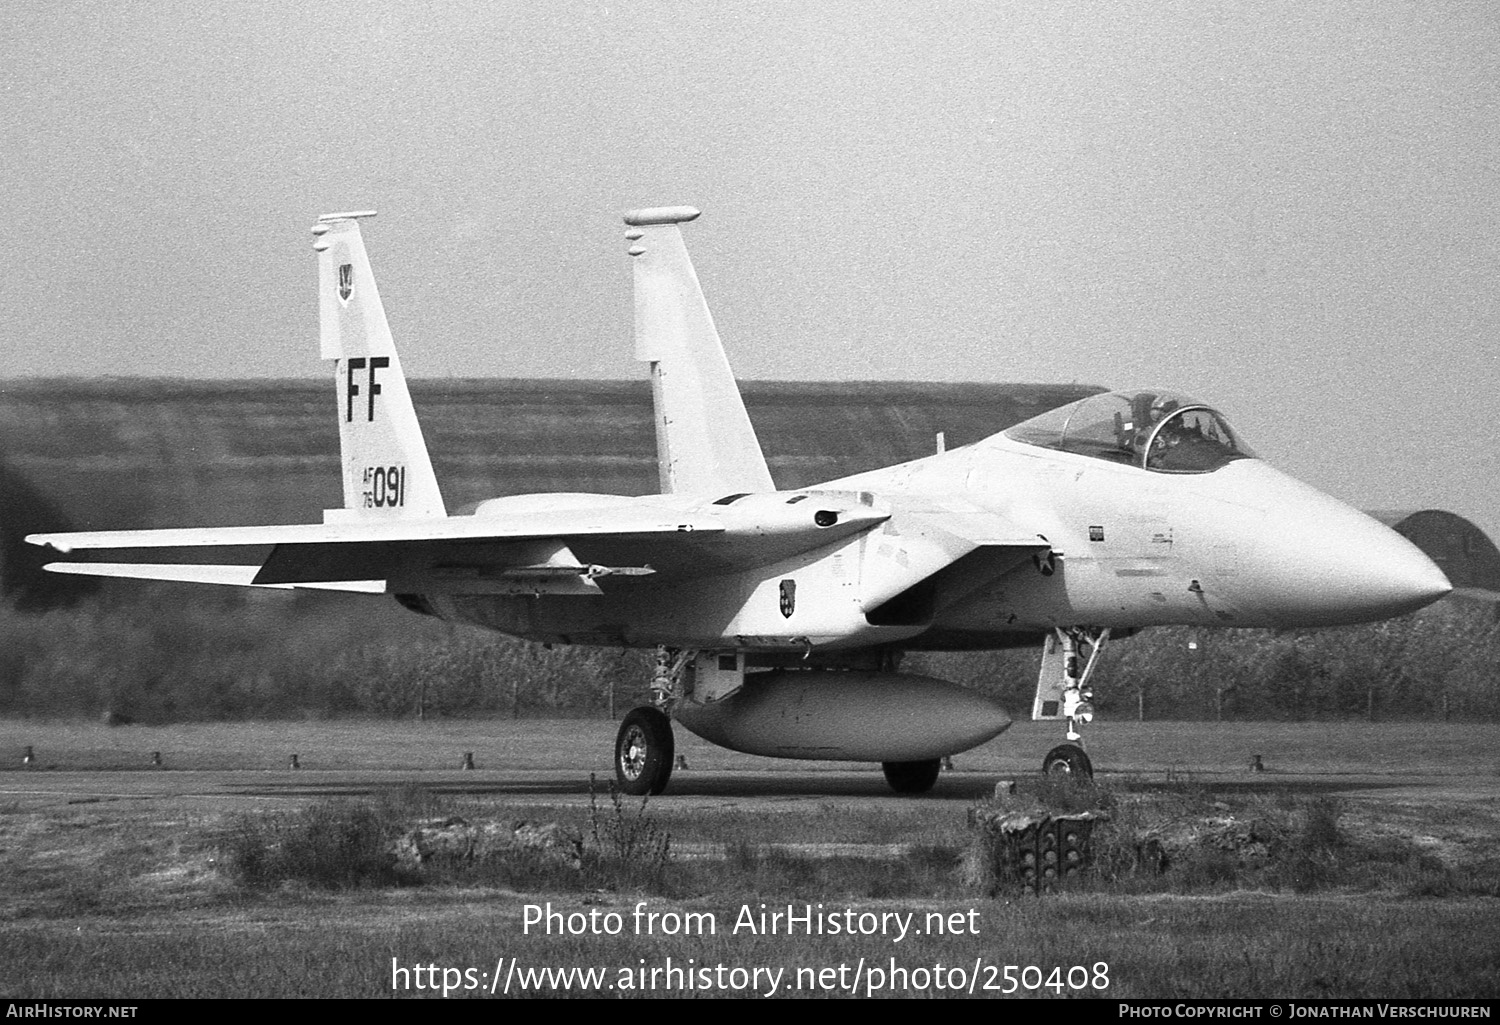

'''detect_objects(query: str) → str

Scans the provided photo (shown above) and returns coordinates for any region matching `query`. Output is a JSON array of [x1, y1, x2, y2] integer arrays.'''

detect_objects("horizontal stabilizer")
[[43, 562, 385, 593]]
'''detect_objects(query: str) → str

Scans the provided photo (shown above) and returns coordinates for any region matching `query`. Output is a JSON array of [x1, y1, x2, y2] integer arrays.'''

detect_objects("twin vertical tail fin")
[[311, 207, 761, 516], [625, 207, 774, 497], [313, 213, 446, 522]]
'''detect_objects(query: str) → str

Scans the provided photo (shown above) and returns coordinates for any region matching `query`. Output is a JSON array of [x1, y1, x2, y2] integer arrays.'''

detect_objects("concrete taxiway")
[[3, 765, 1497, 815]]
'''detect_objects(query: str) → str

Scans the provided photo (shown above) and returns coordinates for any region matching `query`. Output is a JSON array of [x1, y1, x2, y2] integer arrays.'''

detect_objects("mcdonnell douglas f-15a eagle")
[[28, 208, 1452, 795]]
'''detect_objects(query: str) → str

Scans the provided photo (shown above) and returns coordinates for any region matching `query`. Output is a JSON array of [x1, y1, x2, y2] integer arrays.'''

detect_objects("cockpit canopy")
[[1004, 389, 1255, 473]]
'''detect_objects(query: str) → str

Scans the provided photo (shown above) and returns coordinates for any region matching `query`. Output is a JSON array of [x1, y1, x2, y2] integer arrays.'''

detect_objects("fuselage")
[[424, 415, 1451, 652], [841, 432, 1453, 639]]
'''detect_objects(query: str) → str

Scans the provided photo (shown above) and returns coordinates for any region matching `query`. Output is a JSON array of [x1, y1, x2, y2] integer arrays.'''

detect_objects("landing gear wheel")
[[1042, 743, 1093, 780], [882, 758, 942, 795], [615, 707, 674, 796]]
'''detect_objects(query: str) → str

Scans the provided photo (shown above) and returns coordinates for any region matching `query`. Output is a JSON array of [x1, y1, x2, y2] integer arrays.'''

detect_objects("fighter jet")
[[27, 208, 1452, 795]]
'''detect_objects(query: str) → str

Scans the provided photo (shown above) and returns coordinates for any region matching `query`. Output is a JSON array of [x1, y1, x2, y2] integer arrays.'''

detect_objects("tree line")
[[1, 588, 1494, 722]]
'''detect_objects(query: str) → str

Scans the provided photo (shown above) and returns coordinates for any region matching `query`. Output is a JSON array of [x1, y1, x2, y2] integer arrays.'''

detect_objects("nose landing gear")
[[1042, 743, 1094, 778], [1031, 627, 1109, 780]]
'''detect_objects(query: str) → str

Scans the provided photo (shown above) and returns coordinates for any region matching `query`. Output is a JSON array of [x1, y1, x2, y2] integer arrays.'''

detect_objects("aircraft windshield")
[[1004, 389, 1254, 473]]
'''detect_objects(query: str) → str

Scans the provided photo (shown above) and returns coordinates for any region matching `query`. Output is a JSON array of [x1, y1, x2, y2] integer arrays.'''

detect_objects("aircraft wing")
[[28, 497, 890, 594], [26, 505, 726, 554]]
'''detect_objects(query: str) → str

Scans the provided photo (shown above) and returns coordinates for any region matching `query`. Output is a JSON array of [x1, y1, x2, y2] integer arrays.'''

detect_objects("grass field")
[[4, 717, 1497, 776], [1, 719, 1497, 999]]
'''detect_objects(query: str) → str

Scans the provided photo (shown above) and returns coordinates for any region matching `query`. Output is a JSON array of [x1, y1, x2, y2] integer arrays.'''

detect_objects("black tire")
[[1042, 743, 1093, 780], [881, 758, 942, 795], [614, 707, 674, 796]]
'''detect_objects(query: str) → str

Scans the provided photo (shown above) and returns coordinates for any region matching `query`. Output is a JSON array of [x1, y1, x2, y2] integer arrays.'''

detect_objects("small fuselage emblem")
[[779, 578, 796, 618]]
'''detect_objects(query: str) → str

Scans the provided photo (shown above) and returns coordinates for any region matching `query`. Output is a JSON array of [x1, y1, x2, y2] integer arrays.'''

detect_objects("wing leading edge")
[[27, 494, 895, 593]]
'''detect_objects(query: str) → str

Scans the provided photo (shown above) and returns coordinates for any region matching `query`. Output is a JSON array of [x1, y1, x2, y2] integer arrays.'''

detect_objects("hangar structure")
[[1369, 510, 1500, 602]]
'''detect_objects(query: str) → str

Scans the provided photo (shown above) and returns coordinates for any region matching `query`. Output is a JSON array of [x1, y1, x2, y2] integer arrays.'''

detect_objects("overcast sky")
[[2, 1, 1496, 540]]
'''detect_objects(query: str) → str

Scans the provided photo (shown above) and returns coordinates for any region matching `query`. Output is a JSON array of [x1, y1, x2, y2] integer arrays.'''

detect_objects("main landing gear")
[[882, 759, 942, 795], [614, 646, 689, 796], [609, 648, 960, 804], [1031, 627, 1109, 781], [614, 706, 674, 796]]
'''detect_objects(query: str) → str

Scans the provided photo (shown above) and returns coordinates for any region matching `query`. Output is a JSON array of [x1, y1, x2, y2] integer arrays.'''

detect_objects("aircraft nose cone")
[[1204, 462, 1453, 627], [1325, 520, 1451, 618], [1380, 536, 1453, 609], [1268, 496, 1452, 625]]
